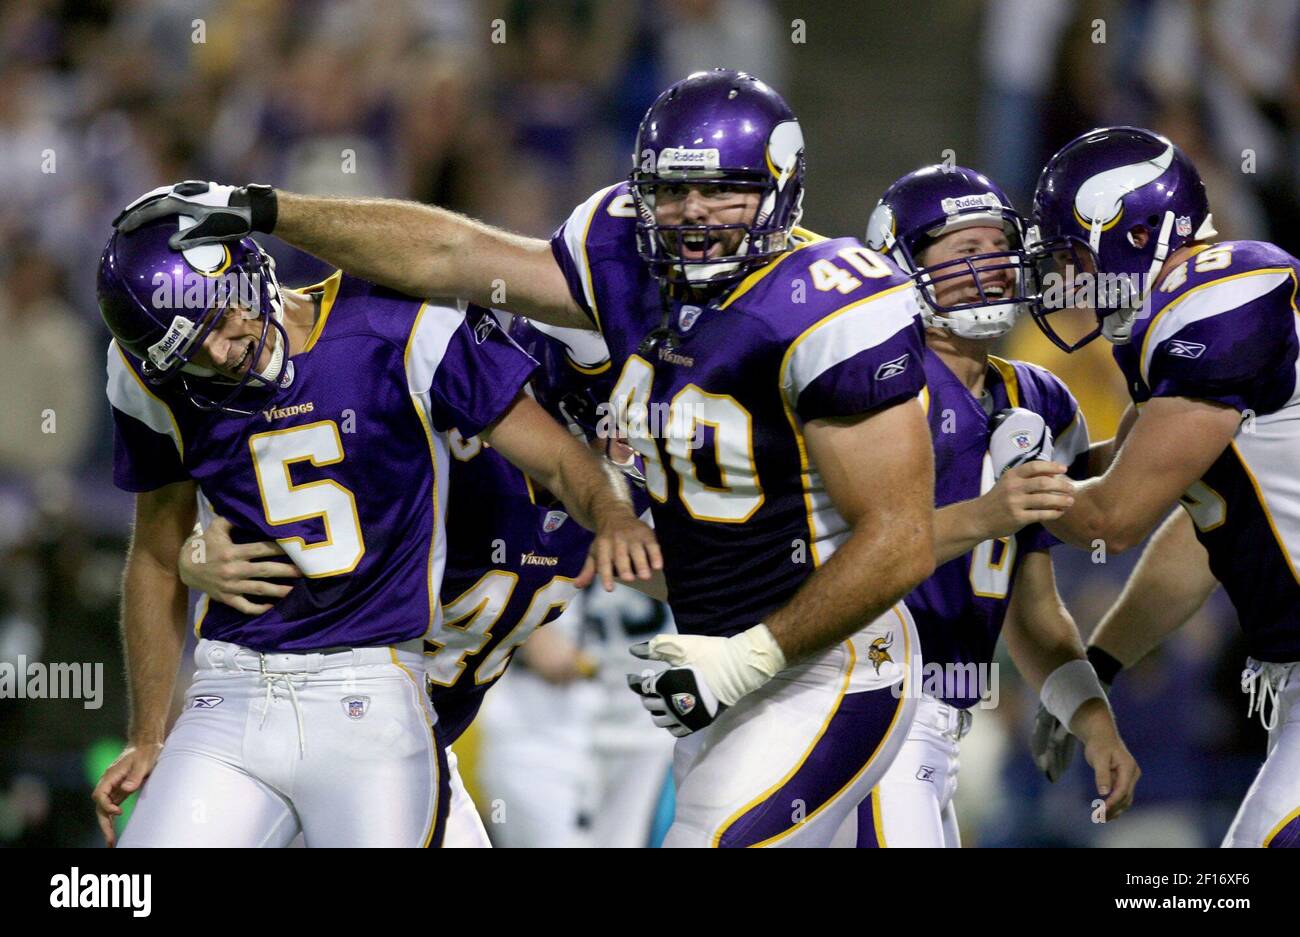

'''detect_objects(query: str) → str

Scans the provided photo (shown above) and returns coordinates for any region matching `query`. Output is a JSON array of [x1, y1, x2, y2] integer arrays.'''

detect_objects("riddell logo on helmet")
[[657, 148, 720, 172], [940, 193, 1001, 214]]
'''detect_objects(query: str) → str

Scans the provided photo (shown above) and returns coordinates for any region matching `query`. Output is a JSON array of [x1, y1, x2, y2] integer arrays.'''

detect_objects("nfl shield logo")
[[343, 696, 370, 720], [678, 305, 702, 331], [671, 692, 696, 715], [1012, 431, 1033, 450], [1175, 215, 1192, 237], [542, 510, 568, 533]]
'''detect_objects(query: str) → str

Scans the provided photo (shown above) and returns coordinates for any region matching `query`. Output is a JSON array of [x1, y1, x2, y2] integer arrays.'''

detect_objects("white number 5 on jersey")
[[249, 420, 367, 577]]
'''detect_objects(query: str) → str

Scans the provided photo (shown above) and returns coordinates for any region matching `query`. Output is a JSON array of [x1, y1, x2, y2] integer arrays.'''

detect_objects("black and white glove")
[[1029, 647, 1121, 782], [626, 626, 786, 737], [989, 407, 1054, 477], [113, 181, 278, 249]]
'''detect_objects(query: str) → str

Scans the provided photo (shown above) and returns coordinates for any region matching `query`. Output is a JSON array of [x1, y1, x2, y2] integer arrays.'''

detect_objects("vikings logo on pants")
[[661, 605, 920, 848]]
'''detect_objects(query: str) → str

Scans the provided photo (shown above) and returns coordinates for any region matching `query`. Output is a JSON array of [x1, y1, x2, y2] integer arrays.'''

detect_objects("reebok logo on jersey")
[[916, 765, 936, 783], [874, 353, 910, 381], [261, 401, 314, 422], [191, 695, 223, 709], [50, 868, 151, 917], [474, 314, 496, 344], [1165, 339, 1205, 360], [520, 551, 559, 567]]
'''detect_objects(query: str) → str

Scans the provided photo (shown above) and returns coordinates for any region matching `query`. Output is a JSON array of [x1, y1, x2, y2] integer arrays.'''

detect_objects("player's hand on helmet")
[[625, 626, 786, 737], [1071, 699, 1140, 820], [92, 741, 164, 847], [113, 181, 277, 249], [575, 510, 662, 592], [178, 515, 300, 615]]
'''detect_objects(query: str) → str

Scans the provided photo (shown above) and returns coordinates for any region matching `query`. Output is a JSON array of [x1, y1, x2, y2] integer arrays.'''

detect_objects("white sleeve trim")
[[559, 183, 621, 318], [781, 285, 920, 409], [105, 341, 184, 459], [405, 302, 466, 425], [1141, 270, 1290, 384]]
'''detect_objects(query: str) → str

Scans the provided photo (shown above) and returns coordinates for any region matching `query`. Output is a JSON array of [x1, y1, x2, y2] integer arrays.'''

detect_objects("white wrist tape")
[[649, 625, 786, 708], [1040, 659, 1106, 728]]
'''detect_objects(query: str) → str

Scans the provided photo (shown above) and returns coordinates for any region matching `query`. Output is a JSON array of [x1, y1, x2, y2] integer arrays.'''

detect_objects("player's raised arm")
[[1003, 551, 1140, 816], [91, 480, 197, 846], [479, 390, 662, 591], [1045, 396, 1241, 553], [112, 182, 591, 329]]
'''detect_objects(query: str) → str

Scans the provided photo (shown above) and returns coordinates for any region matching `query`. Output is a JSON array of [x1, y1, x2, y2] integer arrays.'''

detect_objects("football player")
[[832, 166, 1138, 847], [1025, 126, 1300, 848], [178, 317, 658, 847], [115, 69, 940, 847], [90, 217, 657, 847]]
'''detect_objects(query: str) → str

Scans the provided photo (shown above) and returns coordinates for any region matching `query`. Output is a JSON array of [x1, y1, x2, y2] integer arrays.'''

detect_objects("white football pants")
[[120, 639, 448, 847], [835, 692, 970, 847], [664, 605, 920, 848], [1222, 659, 1300, 848]]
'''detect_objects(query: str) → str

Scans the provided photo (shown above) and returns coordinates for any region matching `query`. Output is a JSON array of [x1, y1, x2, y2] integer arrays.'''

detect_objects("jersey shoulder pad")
[[726, 233, 913, 331], [1140, 240, 1299, 389], [105, 339, 186, 456]]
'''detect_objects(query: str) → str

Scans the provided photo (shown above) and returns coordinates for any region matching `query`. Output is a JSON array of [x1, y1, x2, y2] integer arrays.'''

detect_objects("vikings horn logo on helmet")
[[1072, 143, 1173, 230]]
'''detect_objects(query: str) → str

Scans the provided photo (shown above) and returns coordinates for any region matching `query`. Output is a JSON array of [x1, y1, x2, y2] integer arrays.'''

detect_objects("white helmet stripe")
[[1073, 143, 1174, 226]]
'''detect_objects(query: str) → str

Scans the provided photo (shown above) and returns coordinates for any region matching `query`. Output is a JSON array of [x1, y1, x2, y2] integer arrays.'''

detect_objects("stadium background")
[[0, 0, 1295, 847]]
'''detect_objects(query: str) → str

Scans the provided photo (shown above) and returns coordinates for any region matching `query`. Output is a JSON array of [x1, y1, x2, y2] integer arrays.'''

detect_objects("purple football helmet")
[[1027, 126, 1216, 351], [865, 165, 1032, 339], [98, 215, 291, 414], [630, 69, 805, 288]]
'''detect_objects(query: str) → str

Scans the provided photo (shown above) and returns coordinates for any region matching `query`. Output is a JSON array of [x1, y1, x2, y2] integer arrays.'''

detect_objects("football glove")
[[1030, 648, 1120, 782], [988, 407, 1054, 477], [113, 181, 278, 249], [626, 625, 786, 737]]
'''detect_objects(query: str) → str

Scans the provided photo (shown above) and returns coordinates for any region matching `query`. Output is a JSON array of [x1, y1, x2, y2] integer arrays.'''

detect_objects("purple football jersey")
[[906, 349, 1088, 707], [427, 435, 651, 744], [551, 183, 926, 637], [107, 272, 536, 652], [1113, 240, 1300, 662]]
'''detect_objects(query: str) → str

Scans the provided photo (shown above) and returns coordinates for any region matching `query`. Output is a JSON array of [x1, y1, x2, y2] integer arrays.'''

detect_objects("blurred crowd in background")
[[0, 0, 1296, 847]]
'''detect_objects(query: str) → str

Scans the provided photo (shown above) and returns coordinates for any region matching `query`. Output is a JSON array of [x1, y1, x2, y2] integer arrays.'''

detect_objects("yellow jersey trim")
[[300, 270, 343, 353]]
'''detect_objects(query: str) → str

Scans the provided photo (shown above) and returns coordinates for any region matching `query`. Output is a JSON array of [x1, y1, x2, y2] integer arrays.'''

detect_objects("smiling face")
[[916, 224, 1016, 309], [650, 182, 762, 261]]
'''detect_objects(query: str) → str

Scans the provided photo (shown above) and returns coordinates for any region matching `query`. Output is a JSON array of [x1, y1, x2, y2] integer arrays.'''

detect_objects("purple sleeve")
[[1146, 291, 1298, 413], [111, 407, 189, 492], [427, 306, 538, 437], [548, 183, 633, 331], [793, 312, 927, 423]]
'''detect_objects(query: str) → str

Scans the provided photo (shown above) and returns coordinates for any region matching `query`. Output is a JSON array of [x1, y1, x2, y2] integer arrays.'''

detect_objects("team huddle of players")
[[91, 69, 1299, 848]]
